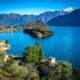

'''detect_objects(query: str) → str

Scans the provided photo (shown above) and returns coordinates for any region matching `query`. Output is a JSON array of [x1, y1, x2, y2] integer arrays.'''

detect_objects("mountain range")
[[47, 9, 80, 26], [0, 7, 74, 26]]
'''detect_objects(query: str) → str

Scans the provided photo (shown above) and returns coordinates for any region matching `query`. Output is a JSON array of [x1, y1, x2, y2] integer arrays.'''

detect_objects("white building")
[[48, 57, 56, 65], [42, 57, 56, 67]]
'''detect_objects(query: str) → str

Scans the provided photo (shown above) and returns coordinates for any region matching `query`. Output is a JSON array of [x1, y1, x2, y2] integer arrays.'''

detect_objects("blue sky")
[[0, 0, 80, 15]]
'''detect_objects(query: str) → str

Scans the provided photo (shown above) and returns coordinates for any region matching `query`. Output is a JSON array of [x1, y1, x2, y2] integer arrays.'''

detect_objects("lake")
[[0, 26, 80, 67]]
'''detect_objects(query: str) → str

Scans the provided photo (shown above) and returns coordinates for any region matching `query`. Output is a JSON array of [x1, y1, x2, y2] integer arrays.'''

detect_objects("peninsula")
[[0, 40, 10, 51]]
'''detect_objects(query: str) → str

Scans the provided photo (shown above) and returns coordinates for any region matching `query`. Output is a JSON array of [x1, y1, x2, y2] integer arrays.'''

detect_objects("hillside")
[[47, 9, 80, 26]]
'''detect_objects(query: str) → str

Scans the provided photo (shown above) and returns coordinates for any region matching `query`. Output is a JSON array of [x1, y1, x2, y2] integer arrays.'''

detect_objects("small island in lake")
[[23, 21, 54, 38]]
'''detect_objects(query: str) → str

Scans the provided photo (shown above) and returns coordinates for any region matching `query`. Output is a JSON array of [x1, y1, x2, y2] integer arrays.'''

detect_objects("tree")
[[23, 43, 45, 64], [5, 40, 9, 44], [23, 45, 39, 64], [39, 48, 44, 63], [4, 63, 28, 78], [35, 42, 44, 63], [60, 61, 73, 80]]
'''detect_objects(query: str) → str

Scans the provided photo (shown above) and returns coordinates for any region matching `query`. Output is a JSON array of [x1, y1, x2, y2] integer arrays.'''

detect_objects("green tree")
[[60, 61, 73, 80], [5, 40, 9, 44], [36, 42, 44, 63], [39, 48, 44, 63], [23, 43, 45, 64], [23, 45, 39, 64], [4, 63, 28, 78]]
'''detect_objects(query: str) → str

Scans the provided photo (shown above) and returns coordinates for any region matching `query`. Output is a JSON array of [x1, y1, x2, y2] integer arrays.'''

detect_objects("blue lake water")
[[0, 26, 80, 67]]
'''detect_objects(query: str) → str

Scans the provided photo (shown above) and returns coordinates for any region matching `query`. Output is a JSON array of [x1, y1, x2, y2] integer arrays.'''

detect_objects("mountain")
[[0, 13, 38, 26], [38, 10, 68, 23], [64, 7, 74, 12], [38, 7, 74, 23], [0, 7, 74, 26], [47, 9, 80, 26]]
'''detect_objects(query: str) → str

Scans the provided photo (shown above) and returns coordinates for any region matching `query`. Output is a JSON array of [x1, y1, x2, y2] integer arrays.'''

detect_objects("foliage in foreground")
[[0, 43, 80, 80]]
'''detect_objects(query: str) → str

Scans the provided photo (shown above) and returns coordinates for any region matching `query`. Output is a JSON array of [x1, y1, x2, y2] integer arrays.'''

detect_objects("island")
[[23, 21, 53, 38]]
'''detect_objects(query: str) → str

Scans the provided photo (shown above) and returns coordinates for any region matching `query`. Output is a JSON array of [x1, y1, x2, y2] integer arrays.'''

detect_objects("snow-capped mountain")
[[47, 9, 80, 26], [64, 7, 74, 12]]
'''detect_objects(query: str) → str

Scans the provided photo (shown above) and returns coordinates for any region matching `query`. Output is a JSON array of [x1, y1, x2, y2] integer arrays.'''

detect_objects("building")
[[42, 57, 56, 66], [39, 57, 57, 76]]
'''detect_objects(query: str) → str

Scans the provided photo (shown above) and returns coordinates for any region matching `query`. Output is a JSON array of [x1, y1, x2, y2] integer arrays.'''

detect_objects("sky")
[[0, 0, 80, 15]]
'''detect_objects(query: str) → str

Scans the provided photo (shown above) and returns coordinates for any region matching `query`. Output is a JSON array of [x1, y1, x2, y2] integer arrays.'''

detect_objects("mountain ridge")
[[0, 7, 74, 26], [47, 9, 80, 26]]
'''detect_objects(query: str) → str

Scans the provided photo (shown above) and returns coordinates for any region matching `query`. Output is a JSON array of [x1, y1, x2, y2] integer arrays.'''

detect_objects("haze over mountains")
[[0, 7, 74, 26]]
